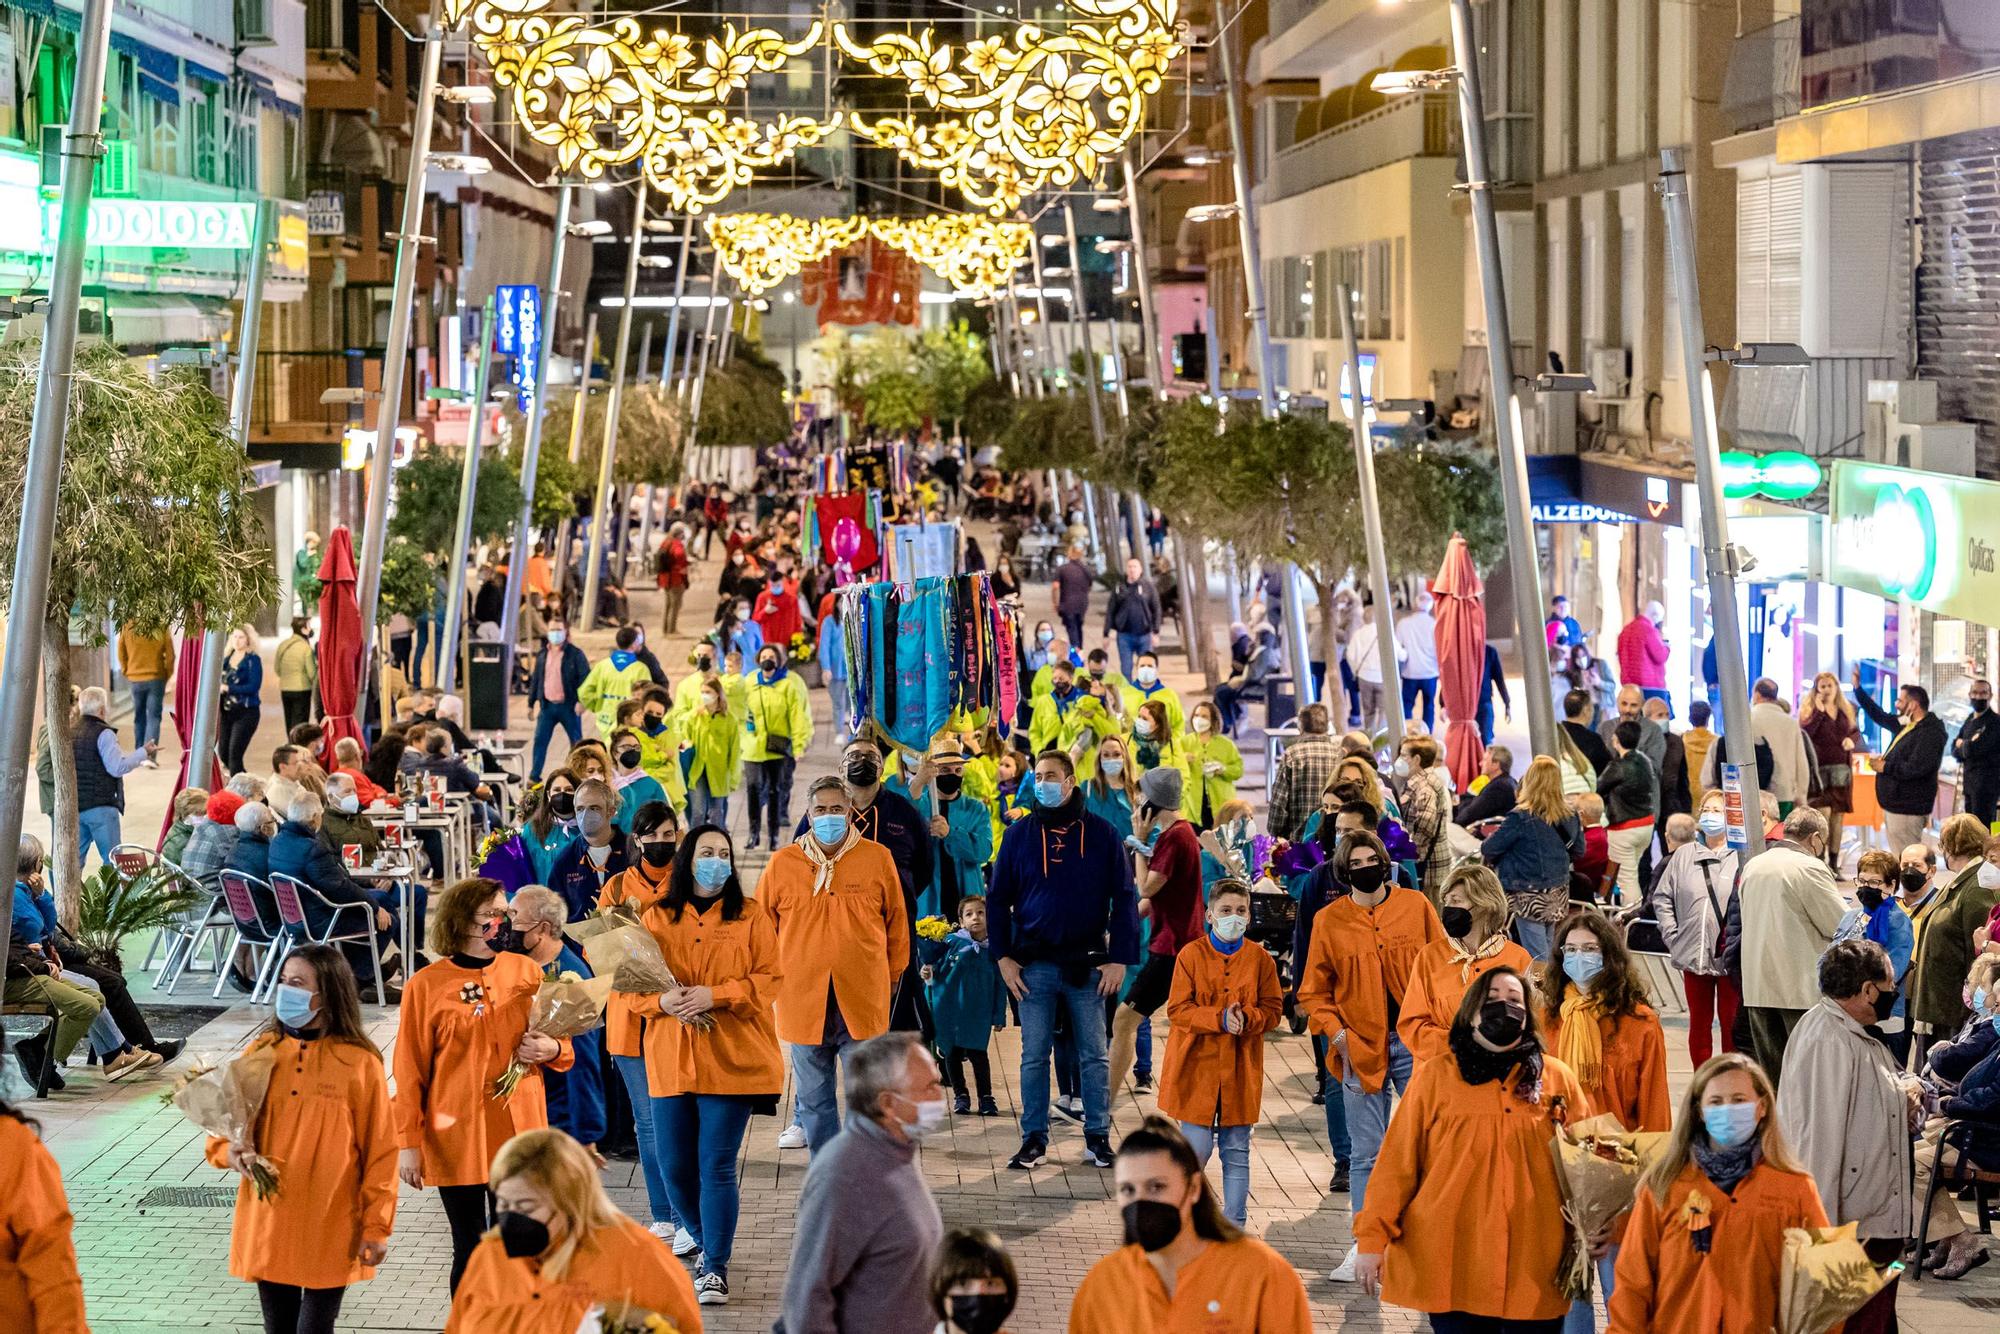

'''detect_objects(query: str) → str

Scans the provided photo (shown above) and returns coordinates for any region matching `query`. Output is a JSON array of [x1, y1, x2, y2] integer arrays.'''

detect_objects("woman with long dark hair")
[[0, 1096, 85, 1330], [520, 772, 579, 884], [207, 946, 396, 1334], [1068, 1116, 1310, 1328], [634, 823, 781, 1307]]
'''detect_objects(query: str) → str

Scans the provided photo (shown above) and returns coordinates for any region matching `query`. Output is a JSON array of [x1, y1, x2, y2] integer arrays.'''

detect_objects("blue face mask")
[[1974, 986, 1989, 1016], [1701, 1101, 1761, 1149], [273, 983, 318, 1029], [693, 856, 732, 893], [1100, 758, 1125, 777], [1034, 778, 1066, 808], [1697, 813, 1726, 839], [811, 814, 849, 844], [1562, 952, 1605, 987]]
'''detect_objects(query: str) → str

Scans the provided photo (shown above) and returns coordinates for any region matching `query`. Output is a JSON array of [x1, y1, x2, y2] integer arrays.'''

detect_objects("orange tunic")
[[1544, 1005, 1672, 1133], [0, 1115, 86, 1333], [1067, 1237, 1312, 1333], [393, 952, 576, 1187], [630, 897, 784, 1098], [1397, 937, 1536, 1066], [1296, 888, 1445, 1092], [760, 839, 910, 1045], [1157, 937, 1284, 1128], [596, 860, 674, 1059], [1608, 1163, 1830, 1334], [203, 1033, 397, 1289], [445, 1219, 702, 1334], [1355, 1054, 1591, 1321]]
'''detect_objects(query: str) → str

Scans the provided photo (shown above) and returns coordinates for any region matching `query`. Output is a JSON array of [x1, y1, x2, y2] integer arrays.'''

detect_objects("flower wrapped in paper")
[[165, 1043, 283, 1199], [1776, 1222, 1899, 1334], [566, 902, 714, 1030], [493, 971, 615, 1100], [1548, 1113, 1669, 1301], [587, 1298, 688, 1332]]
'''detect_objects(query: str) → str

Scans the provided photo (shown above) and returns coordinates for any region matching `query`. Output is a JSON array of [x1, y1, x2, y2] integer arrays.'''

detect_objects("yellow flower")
[[965, 36, 1011, 86], [551, 44, 640, 120], [900, 44, 969, 106]]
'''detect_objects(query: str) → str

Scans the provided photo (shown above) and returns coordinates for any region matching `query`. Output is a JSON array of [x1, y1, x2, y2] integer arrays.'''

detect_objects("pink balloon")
[[832, 517, 862, 563]]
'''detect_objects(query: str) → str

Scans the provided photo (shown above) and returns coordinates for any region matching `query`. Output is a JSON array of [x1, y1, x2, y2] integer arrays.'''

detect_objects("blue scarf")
[[610, 650, 637, 671], [1208, 928, 1244, 956], [1863, 898, 1898, 949], [759, 664, 788, 684], [951, 928, 988, 953]]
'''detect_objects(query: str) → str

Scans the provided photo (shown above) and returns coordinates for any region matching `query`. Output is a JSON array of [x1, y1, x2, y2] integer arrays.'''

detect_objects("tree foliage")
[[378, 535, 440, 624], [914, 324, 991, 430], [389, 446, 525, 554], [698, 340, 790, 446], [862, 371, 925, 435]]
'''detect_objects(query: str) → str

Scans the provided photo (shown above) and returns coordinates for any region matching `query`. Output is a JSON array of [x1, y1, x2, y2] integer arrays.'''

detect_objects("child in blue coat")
[[923, 895, 1008, 1115]]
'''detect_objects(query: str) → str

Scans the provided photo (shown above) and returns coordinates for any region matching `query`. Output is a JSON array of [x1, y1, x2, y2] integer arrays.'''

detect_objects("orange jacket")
[[393, 953, 575, 1187], [1157, 937, 1284, 1128], [1397, 937, 1536, 1066], [761, 839, 910, 1045], [1296, 888, 1445, 1092], [1608, 1162, 1829, 1334], [445, 1219, 702, 1334], [204, 1033, 397, 1289], [1355, 1053, 1591, 1321], [628, 897, 784, 1098], [596, 861, 675, 1058], [0, 1115, 86, 1333], [1067, 1236, 1312, 1333], [1543, 1005, 1672, 1133]]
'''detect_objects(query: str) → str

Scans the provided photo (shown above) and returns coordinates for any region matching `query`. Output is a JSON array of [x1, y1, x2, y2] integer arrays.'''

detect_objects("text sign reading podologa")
[[46, 199, 258, 250]]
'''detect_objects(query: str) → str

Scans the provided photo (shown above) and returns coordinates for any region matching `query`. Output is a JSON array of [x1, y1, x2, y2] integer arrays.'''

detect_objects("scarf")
[[798, 825, 863, 895], [1692, 1139, 1762, 1196], [1555, 988, 1608, 1093], [1448, 1027, 1544, 1104], [1448, 933, 1508, 983], [951, 928, 988, 953], [610, 650, 637, 671]]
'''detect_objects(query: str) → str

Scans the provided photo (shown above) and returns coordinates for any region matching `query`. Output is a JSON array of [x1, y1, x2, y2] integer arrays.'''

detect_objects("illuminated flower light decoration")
[[705, 214, 872, 296], [706, 213, 1035, 298], [835, 0, 1184, 214]]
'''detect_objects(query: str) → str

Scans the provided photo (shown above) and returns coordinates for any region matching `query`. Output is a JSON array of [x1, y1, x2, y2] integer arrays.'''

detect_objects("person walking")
[[1597, 721, 1659, 906], [633, 826, 781, 1306], [578, 626, 653, 740], [395, 877, 572, 1293], [777, 1033, 946, 1334], [527, 616, 589, 782], [1299, 829, 1445, 1283], [1616, 602, 1670, 706], [742, 642, 812, 851], [546, 780, 631, 921], [1052, 545, 1093, 649], [1608, 1054, 1829, 1334], [1651, 790, 1741, 1065], [1394, 734, 1450, 901], [1347, 597, 1389, 734], [1105, 556, 1164, 679], [221, 626, 264, 775], [1398, 864, 1535, 1066], [117, 620, 174, 755], [818, 599, 852, 746], [1851, 670, 1948, 852], [1727, 807, 1846, 1087], [923, 893, 1007, 1116], [1107, 767, 1208, 1099], [1905, 813, 2000, 1066], [763, 778, 910, 1151], [1479, 757, 1588, 960], [72, 685, 155, 868], [1798, 671, 1859, 866], [1268, 704, 1342, 843], [1178, 701, 1242, 831], [1354, 967, 1589, 1328], [656, 524, 691, 635], [1476, 641, 1512, 746], [1068, 1118, 1312, 1330], [208, 947, 395, 1334], [507, 888, 606, 1152], [988, 750, 1140, 1172], [1395, 592, 1441, 731], [273, 618, 318, 738]]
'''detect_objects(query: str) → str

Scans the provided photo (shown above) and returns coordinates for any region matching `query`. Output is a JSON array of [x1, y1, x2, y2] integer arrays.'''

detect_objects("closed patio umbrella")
[[158, 625, 226, 847], [316, 526, 367, 768], [1433, 532, 1487, 793]]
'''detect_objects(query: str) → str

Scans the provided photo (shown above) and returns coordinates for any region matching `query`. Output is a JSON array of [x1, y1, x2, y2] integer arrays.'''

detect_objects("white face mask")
[[1392, 757, 1412, 778], [899, 1093, 949, 1139], [1191, 715, 1212, 734], [1211, 914, 1248, 942], [1135, 666, 1158, 686], [1979, 863, 2000, 892], [1134, 717, 1155, 738], [333, 793, 359, 814]]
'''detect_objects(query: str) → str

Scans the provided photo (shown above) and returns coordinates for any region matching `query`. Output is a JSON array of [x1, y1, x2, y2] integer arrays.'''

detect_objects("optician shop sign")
[[42, 199, 257, 249], [1826, 460, 2000, 621]]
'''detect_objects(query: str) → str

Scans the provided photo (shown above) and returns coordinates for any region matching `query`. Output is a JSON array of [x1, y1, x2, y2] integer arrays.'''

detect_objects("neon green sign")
[[41, 199, 256, 249], [1718, 450, 1823, 501]]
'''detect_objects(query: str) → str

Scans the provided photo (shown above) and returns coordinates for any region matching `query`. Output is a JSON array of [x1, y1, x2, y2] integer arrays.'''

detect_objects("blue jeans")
[[1563, 1251, 1619, 1334], [529, 701, 582, 780], [744, 757, 795, 845], [1402, 675, 1439, 731], [653, 1094, 755, 1278], [63, 972, 126, 1058], [1134, 1009, 1152, 1079], [613, 1055, 675, 1227], [1017, 960, 1110, 1137], [1340, 1030, 1414, 1216], [1476, 697, 1496, 745], [1180, 1121, 1252, 1224], [129, 680, 165, 748], [78, 807, 120, 871], [791, 1036, 858, 1152], [1514, 916, 1555, 964], [827, 676, 853, 743], [1115, 632, 1153, 680], [687, 777, 728, 831], [1311, 1034, 1353, 1162]]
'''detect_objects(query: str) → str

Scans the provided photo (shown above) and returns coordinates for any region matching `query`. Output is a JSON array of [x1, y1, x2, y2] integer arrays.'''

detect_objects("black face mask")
[[1870, 982, 1899, 1023], [1440, 906, 1475, 939], [497, 1210, 551, 1260], [486, 920, 528, 956], [1345, 863, 1389, 896], [1899, 867, 1928, 893], [760, 657, 781, 673], [1478, 1000, 1527, 1048], [616, 749, 642, 770], [1120, 1198, 1182, 1253], [846, 757, 882, 787], [933, 773, 963, 800], [1856, 885, 1886, 912], [947, 1295, 1013, 1334], [1974, 697, 1992, 714], [641, 840, 676, 868], [549, 790, 576, 819]]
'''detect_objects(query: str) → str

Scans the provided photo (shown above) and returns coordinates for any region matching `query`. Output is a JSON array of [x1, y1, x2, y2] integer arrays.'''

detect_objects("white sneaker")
[[672, 1226, 699, 1257], [695, 1270, 729, 1306], [647, 1221, 674, 1241], [1328, 1246, 1359, 1283], [777, 1124, 808, 1150]]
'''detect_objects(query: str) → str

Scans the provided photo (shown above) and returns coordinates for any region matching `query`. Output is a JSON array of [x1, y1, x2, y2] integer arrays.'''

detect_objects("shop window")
[[1366, 238, 1394, 340], [189, 78, 223, 184]]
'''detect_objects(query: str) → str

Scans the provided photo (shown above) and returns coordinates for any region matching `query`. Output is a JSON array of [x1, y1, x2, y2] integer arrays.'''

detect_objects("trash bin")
[[468, 641, 508, 732], [1263, 675, 1298, 732]]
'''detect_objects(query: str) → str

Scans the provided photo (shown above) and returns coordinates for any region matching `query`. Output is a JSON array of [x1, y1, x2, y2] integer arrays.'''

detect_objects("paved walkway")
[[20, 506, 2000, 1332]]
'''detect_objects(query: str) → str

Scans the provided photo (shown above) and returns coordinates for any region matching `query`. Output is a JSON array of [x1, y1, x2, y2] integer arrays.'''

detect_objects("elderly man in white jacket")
[[1651, 789, 1741, 1066], [1729, 806, 1847, 1087]]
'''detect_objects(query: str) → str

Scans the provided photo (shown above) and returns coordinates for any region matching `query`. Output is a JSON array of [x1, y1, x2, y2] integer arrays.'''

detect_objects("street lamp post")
[[1338, 284, 1404, 732], [582, 181, 649, 632], [438, 296, 496, 693], [1660, 145, 1766, 857]]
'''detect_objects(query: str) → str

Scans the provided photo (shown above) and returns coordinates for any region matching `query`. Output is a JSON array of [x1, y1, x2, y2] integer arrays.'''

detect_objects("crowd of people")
[[8, 442, 2000, 1334]]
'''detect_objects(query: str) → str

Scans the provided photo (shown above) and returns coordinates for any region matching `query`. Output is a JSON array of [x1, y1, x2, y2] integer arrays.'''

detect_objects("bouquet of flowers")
[[1776, 1223, 1899, 1334], [492, 971, 615, 1100], [915, 916, 953, 942], [1548, 1114, 1668, 1301], [581, 1299, 687, 1332], [476, 827, 537, 894], [566, 902, 713, 1030], [164, 1043, 283, 1199], [787, 630, 814, 664]]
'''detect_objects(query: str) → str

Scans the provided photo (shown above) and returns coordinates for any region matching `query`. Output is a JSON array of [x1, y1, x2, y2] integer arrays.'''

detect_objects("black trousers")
[[256, 1281, 345, 1334], [944, 1046, 992, 1098], [62, 954, 155, 1051], [438, 1183, 493, 1294], [1965, 772, 2000, 827], [1745, 1005, 1806, 1089], [280, 689, 314, 735], [220, 708, 261, 774]]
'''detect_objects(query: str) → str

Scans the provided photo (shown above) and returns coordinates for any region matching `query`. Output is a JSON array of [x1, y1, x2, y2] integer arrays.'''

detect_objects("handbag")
[[754, 697, 793, 758]]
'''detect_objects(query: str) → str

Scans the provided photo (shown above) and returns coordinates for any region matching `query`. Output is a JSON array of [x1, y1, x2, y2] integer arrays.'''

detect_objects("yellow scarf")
[[798, 825, 862, 895], [1448, 933, 1508, 983], [1555, 989, 1608, 1093]]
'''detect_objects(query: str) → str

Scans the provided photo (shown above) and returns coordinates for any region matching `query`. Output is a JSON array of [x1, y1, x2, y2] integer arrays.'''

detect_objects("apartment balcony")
[[1721, 17, 1801, 134], [1256, 0, 1445, 85], [1258, 93, 1455, 205]]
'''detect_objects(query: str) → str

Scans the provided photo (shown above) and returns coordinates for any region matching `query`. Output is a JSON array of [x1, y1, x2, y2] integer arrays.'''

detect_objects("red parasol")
[[316, 526, 367, 768], [1433, 532, 1487, 792], [158, 625, 226, 849]]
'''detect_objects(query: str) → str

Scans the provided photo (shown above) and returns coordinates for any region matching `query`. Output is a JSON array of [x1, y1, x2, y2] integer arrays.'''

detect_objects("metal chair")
[[268, 872, 387, 1005], [154, 859, 231, 994], [214, 871, 285, 1002], [111, 844, 167, 970], [1912, 1118, 2000, 1277]]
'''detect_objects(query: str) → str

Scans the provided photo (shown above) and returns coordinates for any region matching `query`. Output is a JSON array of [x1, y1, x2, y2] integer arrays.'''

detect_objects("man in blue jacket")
[[510, 885, 607, 1149], [267, 791, 400, 994], [528, 615, 591, 780], [987, 749, 1139, 1172]]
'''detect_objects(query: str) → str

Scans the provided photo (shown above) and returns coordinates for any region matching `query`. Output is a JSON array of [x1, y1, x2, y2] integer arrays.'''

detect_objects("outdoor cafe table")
[[347, 856, 419, 975]]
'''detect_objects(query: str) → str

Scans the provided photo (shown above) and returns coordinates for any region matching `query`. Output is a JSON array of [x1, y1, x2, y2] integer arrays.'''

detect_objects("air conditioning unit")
[[1586, 346, 1631, 400], [236, 0, 275, 46], [1864, 380, 1977, 475], [40, 127, 136, 196]]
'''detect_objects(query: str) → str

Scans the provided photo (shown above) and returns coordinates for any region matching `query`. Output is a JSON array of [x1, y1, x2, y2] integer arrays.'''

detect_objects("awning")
[[102, 293, 234, 347], [237, 68, 301, 118], [109, 32, 180, 106]]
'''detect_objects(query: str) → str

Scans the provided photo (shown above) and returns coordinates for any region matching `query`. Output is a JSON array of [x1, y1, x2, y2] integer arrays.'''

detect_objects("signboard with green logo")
[[1827, 460, 2000, 621]]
